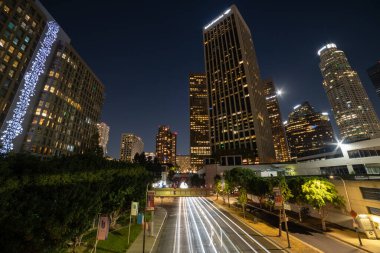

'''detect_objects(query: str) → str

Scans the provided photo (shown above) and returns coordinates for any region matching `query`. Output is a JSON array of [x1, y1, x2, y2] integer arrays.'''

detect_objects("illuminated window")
[[3, 5, 10, 13], [0, 39, 5, 47], [17, 52, 23, 59], [12, 61, 18, 68], [36, 108, 41, 115], [8, 46, 15, 53]]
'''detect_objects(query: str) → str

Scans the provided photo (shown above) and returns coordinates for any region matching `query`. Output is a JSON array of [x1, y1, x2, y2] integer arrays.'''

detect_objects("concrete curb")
[[149, 207, 168, 253], [209, 198, 294, 253], [247, 203, 374, 253]]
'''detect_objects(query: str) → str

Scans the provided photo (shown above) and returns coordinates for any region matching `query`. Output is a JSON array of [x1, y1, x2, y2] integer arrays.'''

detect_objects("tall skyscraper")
[[120, 133, 144, 162], [189, 73, 210, 169], [284, 102, 334, 159], [318, 43, 380, 143], [203, 5, 275, 164], [97, 122, 110, 156], [263, 79, 290, 162], [0, 0, 104, 157], [367, 61, 380, 98], [155, 125, 176, 165], [176, 155, 191, 173]]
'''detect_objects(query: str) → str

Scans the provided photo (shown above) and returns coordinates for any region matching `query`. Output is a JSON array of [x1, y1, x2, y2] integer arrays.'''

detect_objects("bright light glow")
[[293, 104, 301, 109], [283, 121, 288, 125], [336, 140, 344, 148], [322, 112, 329, 115], [180, 181, 188, 189], [0, 21, 59, 154], [204, 9, 231, 30], [317, 43, 337, 56], [276, 89, 283, 96]]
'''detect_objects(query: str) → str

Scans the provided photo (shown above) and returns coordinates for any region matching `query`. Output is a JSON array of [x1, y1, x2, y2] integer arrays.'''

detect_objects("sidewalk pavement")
[[209, 197, 322, 253], [239, 197, 380, 253], [127, 206, 167, 253]]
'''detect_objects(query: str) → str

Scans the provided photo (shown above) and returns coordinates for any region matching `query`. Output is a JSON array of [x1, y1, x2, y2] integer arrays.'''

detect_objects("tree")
[[288, 177, 307, 222], [251, 177, 269, 208], [214, 175, 222, 200], [190, 174, 203, 187], [238, 188, 248, 218], [86, 132, 103, 157], [302, 177, 345, 231]]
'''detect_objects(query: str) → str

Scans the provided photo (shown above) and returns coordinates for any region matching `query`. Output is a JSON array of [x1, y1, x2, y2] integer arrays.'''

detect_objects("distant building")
[[367, 61, 380, 98], [176, 155, 191, 173], [0, 0, 104, 157], [189, 73, 211, 169], [263, 79, 291, 162], [318, 43, 380, 143], [145, 152, 156, 161], [203, 5, 275, 164], [285, 102, 334, 159], [120, 133, 144, 162], [155, 126, 176, 164], [97, 122, 109, 156]]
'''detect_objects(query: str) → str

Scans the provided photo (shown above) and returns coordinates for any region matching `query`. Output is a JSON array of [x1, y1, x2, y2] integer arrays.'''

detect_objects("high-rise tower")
[[263, 80, 290, 162], [285, 102, 334, 159], [120, 133, 144, 162], [189, 74, 210, 169], [203, 5, 275, 164], [318, 43, 380, 143], [0, 0, 104, 156], [155, 126, 177, 165], [97, 122, 110, 156], [367, 61, 380, 98]]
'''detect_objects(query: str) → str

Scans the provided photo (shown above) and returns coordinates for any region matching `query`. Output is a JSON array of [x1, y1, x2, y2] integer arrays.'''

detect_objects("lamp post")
[[142, 183, 149, 253], [329, 175, 363, 246]]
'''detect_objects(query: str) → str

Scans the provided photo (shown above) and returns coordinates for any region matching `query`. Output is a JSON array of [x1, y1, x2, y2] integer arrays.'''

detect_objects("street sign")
[[146, 191, 155, 211], [131, 202, 139, 216], [273, 187, 283, 207], [350, 210, 358, 218], [284, 203, 291, 211]]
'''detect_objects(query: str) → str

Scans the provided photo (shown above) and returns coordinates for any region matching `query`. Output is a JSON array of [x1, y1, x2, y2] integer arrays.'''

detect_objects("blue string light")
[[0, 21, 60, 154]]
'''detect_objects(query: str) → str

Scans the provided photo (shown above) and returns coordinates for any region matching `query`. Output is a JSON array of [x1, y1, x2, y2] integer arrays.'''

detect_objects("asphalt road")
[[153, 197, 285, 253]]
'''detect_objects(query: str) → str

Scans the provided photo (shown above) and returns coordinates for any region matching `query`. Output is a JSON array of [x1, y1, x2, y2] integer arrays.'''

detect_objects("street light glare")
[[276, 89, 283, 96]]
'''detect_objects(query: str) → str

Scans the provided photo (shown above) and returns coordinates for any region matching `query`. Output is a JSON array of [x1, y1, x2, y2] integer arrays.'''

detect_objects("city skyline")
[[39, 0, 380, 158]]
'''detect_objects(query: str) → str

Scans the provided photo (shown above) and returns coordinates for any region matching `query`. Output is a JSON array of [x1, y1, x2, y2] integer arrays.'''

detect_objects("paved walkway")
[[127, 206, 167, 253], [225, 196, 380, 253]]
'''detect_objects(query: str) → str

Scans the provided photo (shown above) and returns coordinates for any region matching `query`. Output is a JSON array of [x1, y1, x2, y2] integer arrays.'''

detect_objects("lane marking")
[[199, 197, 271, 253]]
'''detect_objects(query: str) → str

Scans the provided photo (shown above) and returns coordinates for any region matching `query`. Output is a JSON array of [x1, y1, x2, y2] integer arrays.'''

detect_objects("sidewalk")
[[237, 197, 380, 253], [127, 206, 167, 253], [283, 208, 380, 253], [209, 197, 322, 253]]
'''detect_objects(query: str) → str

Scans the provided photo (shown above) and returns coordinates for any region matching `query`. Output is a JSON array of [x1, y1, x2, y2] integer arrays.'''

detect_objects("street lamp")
[[142, 183, 149, 253], [329, 175, 363, 246]]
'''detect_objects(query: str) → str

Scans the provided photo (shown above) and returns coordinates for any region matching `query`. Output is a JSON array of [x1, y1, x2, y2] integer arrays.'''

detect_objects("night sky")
[[40, 0, 380, 159]]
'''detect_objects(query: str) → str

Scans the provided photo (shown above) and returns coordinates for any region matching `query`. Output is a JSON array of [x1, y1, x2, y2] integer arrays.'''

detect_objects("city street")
[[153, 197, 284, 253]]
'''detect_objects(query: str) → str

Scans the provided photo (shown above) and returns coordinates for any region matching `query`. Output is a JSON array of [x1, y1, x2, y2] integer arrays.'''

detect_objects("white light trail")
[[186, 197, 206, 253], [183, 198, 193, 253], [198, 197, 271, 253], [190, 197, 237, 253], [0, 21, 59, 153], [187, 198, 218, 253]]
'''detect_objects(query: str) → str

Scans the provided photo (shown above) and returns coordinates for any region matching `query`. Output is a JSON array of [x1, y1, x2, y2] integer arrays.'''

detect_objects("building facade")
[[189, 73, 210, 169], [97, 122, 109, 156], [367, 61, 380, 98], [263, 79, 290, 162], [318, 43, 380, 143], [176, 155, 191, 173], [120, 133, 144, 162], [0, 0, 104, 157], [285, 102, 334, 159], [155, 125, 176, 164], [203, 5, 275, 164]]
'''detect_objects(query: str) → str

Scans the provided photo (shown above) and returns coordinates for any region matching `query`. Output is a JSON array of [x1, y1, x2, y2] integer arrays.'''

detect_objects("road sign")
[[131, 202, 139, 216], [350, 210, 358, 218]]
